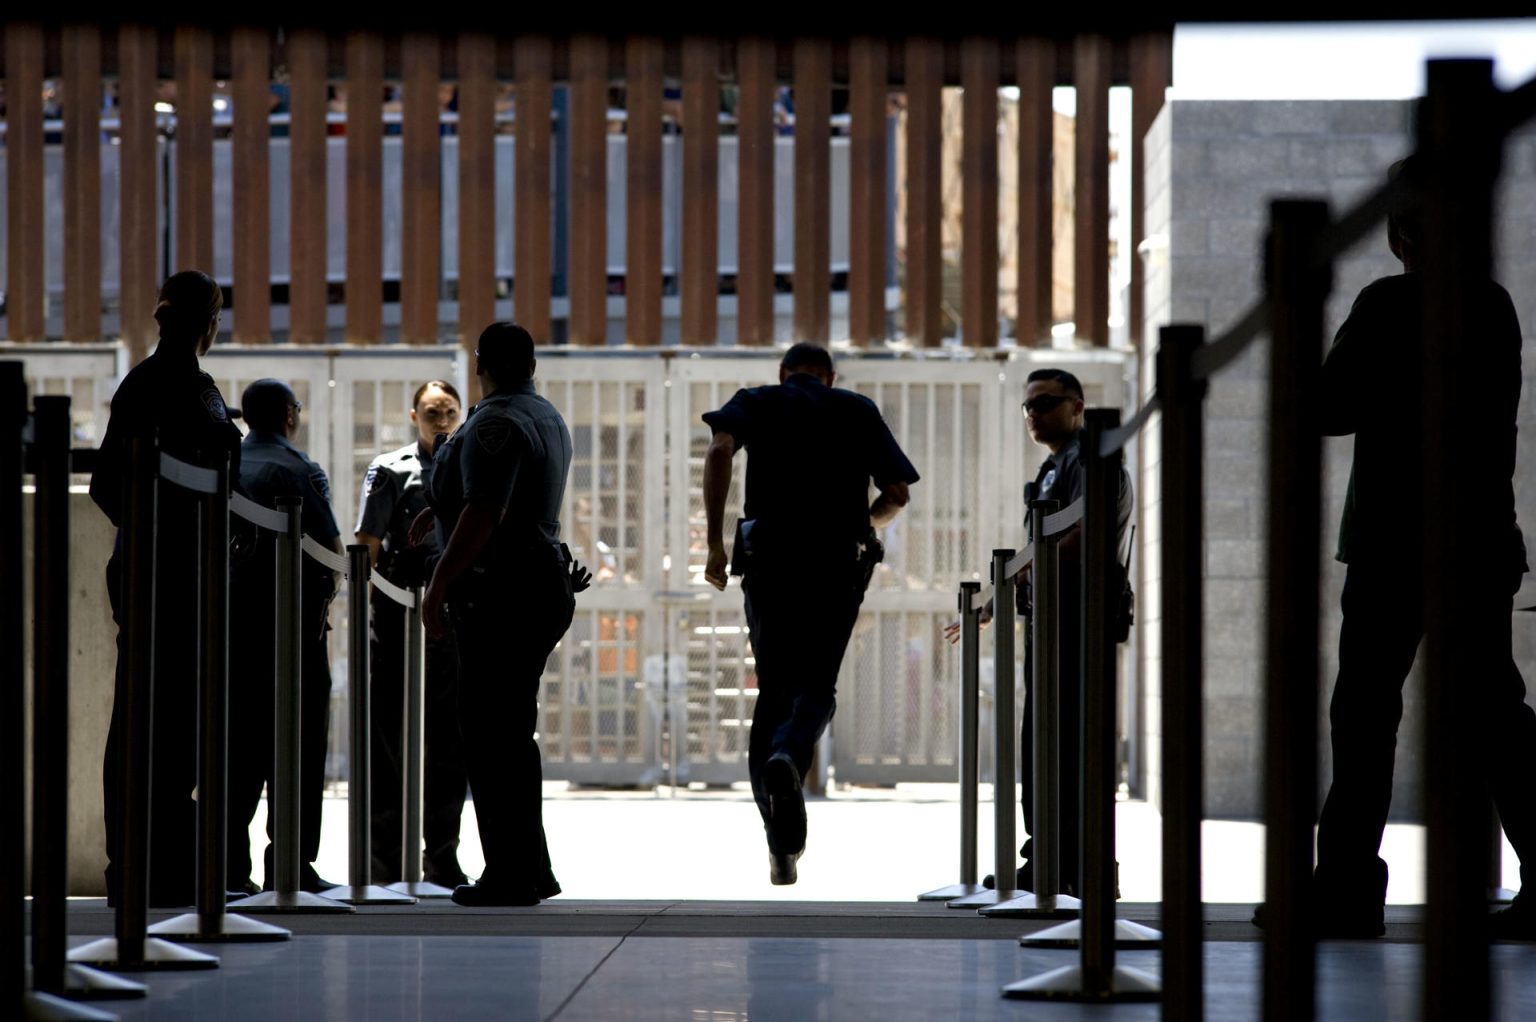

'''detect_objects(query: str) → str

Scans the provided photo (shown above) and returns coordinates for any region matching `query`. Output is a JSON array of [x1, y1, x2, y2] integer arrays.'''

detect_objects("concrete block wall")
[[1141, 99, 1536, 820]]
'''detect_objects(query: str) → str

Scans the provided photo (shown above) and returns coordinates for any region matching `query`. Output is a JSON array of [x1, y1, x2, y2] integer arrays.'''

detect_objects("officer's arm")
[[870, 481, 910, 529], [703, 432, 736, 551], [355, 533, 384, 567], [426, 500, 503, 597]]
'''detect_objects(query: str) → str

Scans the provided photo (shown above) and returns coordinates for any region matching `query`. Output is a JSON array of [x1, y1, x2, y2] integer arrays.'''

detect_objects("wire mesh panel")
[[536, 356, 666, 783]]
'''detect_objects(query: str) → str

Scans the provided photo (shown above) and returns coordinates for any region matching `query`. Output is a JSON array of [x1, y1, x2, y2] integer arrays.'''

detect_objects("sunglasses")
[[1022, 394, 1074, 415]]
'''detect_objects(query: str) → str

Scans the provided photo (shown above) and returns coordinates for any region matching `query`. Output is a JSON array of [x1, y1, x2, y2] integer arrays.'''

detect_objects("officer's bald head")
[[242, 379, 301, 435], [476, 323, 537, 386], [779, 343, 835, 386]]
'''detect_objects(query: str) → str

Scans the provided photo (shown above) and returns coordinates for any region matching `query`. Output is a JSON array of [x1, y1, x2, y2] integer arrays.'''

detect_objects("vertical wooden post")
[[568, 35, 609, 346], [287, 28, 328, 345], [625, 36, 664, 346], [792, 38, 831, 344], [175, 27, 215, 274], [903, 37, 942, 347], [736, 37, 776, 347], [1016, 36, 1054, 348], [232, 26, 272, 344], [5, 23, 46, 341], [118, 24, 159, 360], [848, 37, 887, 347], [961, 37, 998, 348], [513, 35, 553, 343], [401, 32, 442, 345], [345, 31, 384, 344], [457, 32, 496, 347], [680, 37, 719, 346], [63, 25, 103, 342], [1129, 33, 1172, 349], [1072, 35, 1111, 347]]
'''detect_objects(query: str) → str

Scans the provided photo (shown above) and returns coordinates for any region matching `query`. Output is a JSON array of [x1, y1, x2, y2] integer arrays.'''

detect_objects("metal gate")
[[6, 342, 1133, 788]]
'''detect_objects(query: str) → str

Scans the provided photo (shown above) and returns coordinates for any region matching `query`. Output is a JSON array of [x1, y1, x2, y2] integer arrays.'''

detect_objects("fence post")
[[918, 581, 985, 901], [1261, 198, 1330, 1022], [1159, 324, 1208, 1021], [324, 547, 414, 905]]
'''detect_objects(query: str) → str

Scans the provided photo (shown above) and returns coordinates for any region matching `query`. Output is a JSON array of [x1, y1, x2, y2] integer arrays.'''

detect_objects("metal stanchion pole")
[[232, 498, 352, 914], [986, 498, 1084, 922], [150, 458, 288, 943], [1157, 325, 1208, 1020], [325, 547, 414, 905], [70, 441, 219, 972], [919, 581, 985, 902], [23, 397, 144, 1010], [1421, 59, 1498, 1022], [1261, 200, 1329, 1022], [1006, 410, 1158, 1000], [387, 586, 453, 898], [0, 363, 33, 1017], [948, 551, 1021, 910]]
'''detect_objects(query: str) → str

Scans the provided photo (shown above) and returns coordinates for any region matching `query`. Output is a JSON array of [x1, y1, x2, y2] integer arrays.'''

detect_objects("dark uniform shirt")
[[1321, 273, 1527, 574], [701, 373, 920, 553], [427, 380, 573, 574], [90, 345, 242, 527], [1031, 433, 1135, 564], [237, 430, 341, 632], [355, 441, 437, 586]]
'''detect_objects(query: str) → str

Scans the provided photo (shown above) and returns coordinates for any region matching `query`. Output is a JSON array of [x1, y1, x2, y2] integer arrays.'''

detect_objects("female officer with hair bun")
[[91, 269, 241, 907]]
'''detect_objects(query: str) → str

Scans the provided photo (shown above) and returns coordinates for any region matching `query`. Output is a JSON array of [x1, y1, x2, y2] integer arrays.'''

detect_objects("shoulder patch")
[[200, 388, 228, 422], [475, 416, 514, 455], [364, 465, 381, 493], [309, 470, 331, 498]]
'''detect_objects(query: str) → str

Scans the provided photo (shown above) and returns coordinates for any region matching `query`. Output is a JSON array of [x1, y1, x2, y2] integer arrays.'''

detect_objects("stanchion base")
[[946, 888, 1023, 909], [1491, 886, 1519, 904], [1001, 964, 1161, 1002], [978, 893, 1082, 919], [320, 884, 417, 906], [1018, 917, 1163, 950], [66, 936, 220, 971], [148, 911, 293, 942], [63, 963, 148, 1000], [24, 991, 120, 1021], [385, 880, 456, 899], [227, 890, 357, 914], [917, 883, 987, 902]]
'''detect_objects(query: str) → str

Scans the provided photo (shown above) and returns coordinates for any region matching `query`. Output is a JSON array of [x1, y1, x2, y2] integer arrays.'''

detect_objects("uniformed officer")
[[226, 378, 344, 893], [92, 269, 242, 906], [702, 343, 919, 885], [414, 323, 585, 907], [355, 380, 470, 889], [944, 367, 1134, 897]]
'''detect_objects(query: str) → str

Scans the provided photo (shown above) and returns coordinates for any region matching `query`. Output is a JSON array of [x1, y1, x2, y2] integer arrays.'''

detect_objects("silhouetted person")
[[1273, 156, 1536, 938], [945, 368, 1133, 896], [702, 343, 918, 885], [416, 323, 587, 907], [226, 379, 343, 894], [355, 379, 470, 889], [92, 269, 241, 907]]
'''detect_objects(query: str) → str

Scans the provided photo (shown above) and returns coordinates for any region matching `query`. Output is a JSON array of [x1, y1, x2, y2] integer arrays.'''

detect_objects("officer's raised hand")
[[408, 507, 436, 547], [705, 541, 729, 591], [570, 559, 593, 593]]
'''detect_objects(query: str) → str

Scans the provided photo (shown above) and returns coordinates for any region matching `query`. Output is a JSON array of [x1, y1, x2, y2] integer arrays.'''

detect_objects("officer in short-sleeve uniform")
[[226, 379, 342, 893], [355, 441, 469, 887], [422, 324, 576, 906], [92, 344, 243, 905], [701, 343, 919, 884]]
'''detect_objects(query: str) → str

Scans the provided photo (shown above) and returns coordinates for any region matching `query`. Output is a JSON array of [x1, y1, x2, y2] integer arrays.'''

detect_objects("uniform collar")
[[246, 429, 300, 454], [783, 372, 828, 391], [483, 380, 537, 401]]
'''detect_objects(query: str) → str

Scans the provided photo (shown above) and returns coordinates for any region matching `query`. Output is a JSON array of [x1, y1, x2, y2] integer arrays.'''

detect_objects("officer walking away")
[[414, 323, 589, 907], [92, 269, 242, 906], [226, 379, 344, 894], [355, 380, 470, 889], [702, 343, 919, 885]]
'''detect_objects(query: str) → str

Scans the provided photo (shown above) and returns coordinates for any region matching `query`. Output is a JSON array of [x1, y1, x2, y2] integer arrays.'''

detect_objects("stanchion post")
[[1030, 496, 1061, 904], [387, 586, 453, 898], [1159, 324, 1207, 1020], [1262, 198, 1330, 1022], [1, 364, 22, 1014], [230, 497, 351, 914], [918, 580, 985, 902], [323, 548, 414, 905], [1420, 58, 1498, 1021], [1005, 410, 1158, 999], [148, 458, 289, 943], [69, 443, 219, 971]]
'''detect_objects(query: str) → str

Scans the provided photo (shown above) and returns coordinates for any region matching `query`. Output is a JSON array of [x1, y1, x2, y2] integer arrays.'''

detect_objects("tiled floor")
[[44, 900, 1536, 1021]]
